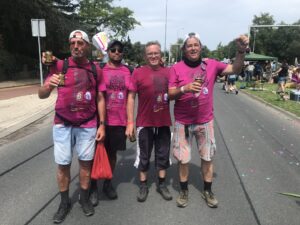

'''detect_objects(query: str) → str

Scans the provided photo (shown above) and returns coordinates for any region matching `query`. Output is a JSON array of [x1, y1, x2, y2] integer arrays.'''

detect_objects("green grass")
[[237, 81, 300, 117]]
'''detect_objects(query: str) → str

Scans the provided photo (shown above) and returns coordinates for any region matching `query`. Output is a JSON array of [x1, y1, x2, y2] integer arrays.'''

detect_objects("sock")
[[158, 177, 165, 185], [204, 181, 212, 192], [80, 188, 89, 202], [180, 181, 188, 191], [90, 179, 97, 189], [60, 190, 69, 204]]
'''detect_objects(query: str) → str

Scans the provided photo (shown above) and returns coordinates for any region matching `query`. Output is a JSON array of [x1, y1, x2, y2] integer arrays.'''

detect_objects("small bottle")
[[194, 77, 203, 97]]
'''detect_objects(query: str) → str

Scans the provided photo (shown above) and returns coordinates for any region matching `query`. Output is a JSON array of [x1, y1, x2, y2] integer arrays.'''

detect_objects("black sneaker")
[[89, 187, 99, 206], [79, 197, 94, 216], [53, 201, 71, 224], [157, 183, 172, 201], [103, 180, 118, 200], [137, 184, 149, 202]]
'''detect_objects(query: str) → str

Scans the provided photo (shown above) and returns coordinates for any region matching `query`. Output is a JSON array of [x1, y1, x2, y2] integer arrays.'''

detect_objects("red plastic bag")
[[91, 142, 112, 179]]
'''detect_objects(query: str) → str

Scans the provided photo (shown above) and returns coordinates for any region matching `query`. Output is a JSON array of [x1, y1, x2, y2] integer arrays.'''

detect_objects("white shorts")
[[53, 125, 96, 165]]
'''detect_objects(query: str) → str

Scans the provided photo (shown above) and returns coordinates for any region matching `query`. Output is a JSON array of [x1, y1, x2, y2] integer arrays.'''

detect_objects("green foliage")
[[79, 0, 140, 39]]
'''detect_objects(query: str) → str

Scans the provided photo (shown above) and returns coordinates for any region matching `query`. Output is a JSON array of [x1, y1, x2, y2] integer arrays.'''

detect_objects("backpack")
[[55, 58, 99, 126]]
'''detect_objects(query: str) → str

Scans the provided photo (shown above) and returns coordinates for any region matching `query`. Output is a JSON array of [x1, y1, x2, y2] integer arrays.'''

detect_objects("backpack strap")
[[62, 58, 69, 74]]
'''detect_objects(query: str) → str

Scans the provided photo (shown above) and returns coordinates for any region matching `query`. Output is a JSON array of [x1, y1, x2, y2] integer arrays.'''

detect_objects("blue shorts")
[[53, 125, 97, 165]]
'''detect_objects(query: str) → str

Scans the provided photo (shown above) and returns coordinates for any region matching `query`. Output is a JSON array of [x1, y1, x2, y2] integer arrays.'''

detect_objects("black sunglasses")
[[110, 48, 123, 53]]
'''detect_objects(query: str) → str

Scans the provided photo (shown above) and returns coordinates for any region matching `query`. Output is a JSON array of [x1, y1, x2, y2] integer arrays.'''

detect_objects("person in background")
[[275, 60, 289, 94], [38, 30, 106, 223], [126, 41, 173, 203], [89, 40, 132, 205], [168, 32, 248, 208]]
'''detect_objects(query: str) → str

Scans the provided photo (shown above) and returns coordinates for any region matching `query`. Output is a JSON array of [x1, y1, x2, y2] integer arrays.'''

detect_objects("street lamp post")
[[163, 0, 168, 62]]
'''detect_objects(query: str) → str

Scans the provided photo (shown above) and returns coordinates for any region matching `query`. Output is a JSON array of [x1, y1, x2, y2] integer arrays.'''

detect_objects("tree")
[[79, 0, 140, 39]]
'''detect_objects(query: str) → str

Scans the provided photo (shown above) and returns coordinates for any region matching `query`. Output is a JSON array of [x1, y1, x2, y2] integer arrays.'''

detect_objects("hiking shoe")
[[89, 187, 99, 207], [176, 190, 189, 208], [201, 190, 218, 208], [157, 183, 172, 201], [235, 90, 239, 95], [137, 184, 149, 202], [79, 198, 95, 216], [53, 201, 71, 224], [103, 180, 118, 200]]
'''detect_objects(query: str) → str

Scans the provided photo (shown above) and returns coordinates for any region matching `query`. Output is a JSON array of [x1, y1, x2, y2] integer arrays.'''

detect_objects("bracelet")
[[99, 121, 106, 126], [237, 50, 246, 54], [180, 86, 185, 93], [127, 121, 134, 125]]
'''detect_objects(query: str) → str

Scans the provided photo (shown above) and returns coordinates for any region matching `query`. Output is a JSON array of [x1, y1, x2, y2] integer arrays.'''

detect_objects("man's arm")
[[168, 82, 202, 100], [96, 91, 106, 141], [125, 91, 136, 138], [221, 35, 249, 76], [38, 74, 60, 99]]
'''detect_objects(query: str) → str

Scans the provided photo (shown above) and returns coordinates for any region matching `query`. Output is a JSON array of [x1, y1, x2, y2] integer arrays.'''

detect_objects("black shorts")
[[134, 126, 171, 171], [105, 126, 126, 152]]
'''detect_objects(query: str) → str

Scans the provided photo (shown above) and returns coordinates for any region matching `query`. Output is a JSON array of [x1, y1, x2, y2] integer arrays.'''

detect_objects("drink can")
[[58, 73, 65, 87], [45, 51, 53, 65]]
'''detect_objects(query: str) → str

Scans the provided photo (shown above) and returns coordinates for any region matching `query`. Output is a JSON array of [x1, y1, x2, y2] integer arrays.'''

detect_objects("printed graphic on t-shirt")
[[153, 75, 169, 112], [71, 68, 93, 112], [107, 74, 126, 109]]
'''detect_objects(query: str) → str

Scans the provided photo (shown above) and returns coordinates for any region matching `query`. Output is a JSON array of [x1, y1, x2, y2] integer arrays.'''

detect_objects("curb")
[[240, 89, 300, 122], [0, 105, 54, 139]]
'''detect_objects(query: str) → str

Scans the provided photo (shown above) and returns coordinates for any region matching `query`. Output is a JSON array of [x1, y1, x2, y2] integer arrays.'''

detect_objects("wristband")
[[237, 50, 246, 54], [180, 86, 185, 93], [127, 121, 134, 125]]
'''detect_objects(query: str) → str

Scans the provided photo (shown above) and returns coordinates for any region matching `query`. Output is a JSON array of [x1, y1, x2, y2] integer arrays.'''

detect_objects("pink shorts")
[[172, 120, 216, 164]]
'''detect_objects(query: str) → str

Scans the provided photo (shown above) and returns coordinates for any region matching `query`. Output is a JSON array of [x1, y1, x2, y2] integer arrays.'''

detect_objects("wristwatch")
[[99, 121, 106, 126]]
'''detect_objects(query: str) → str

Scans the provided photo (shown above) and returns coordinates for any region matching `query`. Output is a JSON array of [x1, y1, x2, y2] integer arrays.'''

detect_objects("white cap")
[[69, 30, 90, 43]]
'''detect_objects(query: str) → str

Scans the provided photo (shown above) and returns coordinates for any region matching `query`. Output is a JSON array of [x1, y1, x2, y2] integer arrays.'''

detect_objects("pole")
[[37, 21, 43, 86], [163, 0, 168, 62]]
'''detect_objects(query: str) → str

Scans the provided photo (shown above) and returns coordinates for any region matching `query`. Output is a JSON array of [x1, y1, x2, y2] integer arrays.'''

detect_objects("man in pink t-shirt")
[[38, 30, 106, 222], [168, 32, 249, 208], [89, 40, 132, 205], [126, 41, 172, 202]]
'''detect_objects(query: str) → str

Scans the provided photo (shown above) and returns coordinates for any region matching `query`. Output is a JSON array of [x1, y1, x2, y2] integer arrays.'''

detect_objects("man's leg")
[[135, 127, 152, 202], [176, 162, 189, 207], [78, 160, 94, 216], [155, 126, 172, 200], [53, 165, 71, 224]]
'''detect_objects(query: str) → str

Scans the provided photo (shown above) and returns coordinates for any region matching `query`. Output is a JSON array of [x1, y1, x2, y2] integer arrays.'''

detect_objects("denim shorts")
[[53, 125, 97, 165], [172, 120, 216, 163]]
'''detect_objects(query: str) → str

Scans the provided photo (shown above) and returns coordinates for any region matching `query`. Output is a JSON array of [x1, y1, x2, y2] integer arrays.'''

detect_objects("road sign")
[[31, 19, 46, 37]]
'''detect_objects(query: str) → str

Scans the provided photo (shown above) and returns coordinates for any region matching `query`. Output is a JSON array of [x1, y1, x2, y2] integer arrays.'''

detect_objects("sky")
[[113, 0, 300, 51]]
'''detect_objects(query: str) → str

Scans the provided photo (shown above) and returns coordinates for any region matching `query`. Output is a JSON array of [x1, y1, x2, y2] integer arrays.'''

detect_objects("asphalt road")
[[0, 84, 299, 225]]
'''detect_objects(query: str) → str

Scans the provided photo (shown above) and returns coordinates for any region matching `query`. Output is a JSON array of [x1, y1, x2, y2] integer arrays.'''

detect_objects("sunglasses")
[[110, 48, 123, 53]]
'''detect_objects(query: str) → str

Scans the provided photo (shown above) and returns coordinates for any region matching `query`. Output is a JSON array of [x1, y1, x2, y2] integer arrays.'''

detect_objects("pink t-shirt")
[[45, 57, 106, 127], [101, 64, 131, 126], [129, 65, 172, 127], [169, 59, 227, 124]]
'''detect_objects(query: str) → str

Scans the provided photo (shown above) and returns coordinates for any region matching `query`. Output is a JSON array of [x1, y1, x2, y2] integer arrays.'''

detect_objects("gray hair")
[[144, 41, 161, 54]]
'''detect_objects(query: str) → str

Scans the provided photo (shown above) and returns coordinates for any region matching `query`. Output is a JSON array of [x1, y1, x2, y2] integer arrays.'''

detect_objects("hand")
[[183, 82, 202, 94], [95, 125, 105, 141], [48, 73, 61, 87], [42, 52, 57, 65], [125, 124, 134, 139], [235, 35, 249, 53]]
